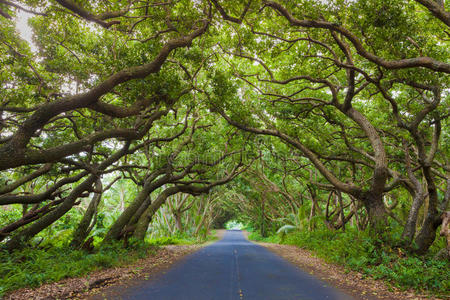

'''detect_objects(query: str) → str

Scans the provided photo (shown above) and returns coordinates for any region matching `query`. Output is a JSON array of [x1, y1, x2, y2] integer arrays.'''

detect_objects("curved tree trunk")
[[102, 174, 169, 243], [401, 190, 425, 245], [70, 179, 103, 248], [400, 142, 426, 245], [119, 195, 153, 242], [133, 187, 180, 240], [127, 195, 152, 228], [414, 167, 441, 254], [5, 144, 129, 251], [132, 206, 153, 241], [174, 212, 183, 232]]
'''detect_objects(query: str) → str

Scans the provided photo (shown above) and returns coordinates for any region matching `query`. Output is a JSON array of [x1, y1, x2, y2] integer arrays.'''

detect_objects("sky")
[[14, 9, 37, 52]]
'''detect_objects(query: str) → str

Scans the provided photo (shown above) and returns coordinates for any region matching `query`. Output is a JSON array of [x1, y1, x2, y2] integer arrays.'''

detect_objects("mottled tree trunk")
[[174, 212, 183, 232], [400, 143, 425, 246], [361, 191, 388, 234], [133, 187, 180, 240], [260, 194, 266, 237], [132, 206, 153, 241], [401, 190, 425, 245], [103, 174, 168, 243], [414, 168, 440, 254], [307, 185, 317, 231], [127, 196, 152, 229], [70, 179, 103, 248]]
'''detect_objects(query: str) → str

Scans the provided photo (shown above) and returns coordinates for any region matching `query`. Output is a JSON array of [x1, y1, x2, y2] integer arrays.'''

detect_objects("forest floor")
[[259, 242, 446, 300]]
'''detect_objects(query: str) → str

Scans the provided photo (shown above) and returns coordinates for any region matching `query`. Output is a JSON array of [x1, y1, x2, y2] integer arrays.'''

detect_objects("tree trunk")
[[133, 186, 180, 240], [194, 198, 212, 236], [5, 144, 128, 251], [307, 185, 317, 231], [401, 190, 425, 245], [132, 206, 153, 240], [103, 175, 168, 243], [174, 212, 183, 232], [337, 191, 346, 231], [361, 191, 388, 234], [414, 168, 440, 254], [70, 179, 103, 248], [127, 195, 152, 229], [260, 195, 266, 237], [416, 166, 442, 254]]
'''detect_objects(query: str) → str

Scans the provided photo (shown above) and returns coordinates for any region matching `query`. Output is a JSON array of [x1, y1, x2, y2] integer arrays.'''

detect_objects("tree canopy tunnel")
[[0, 0, 448, 257]]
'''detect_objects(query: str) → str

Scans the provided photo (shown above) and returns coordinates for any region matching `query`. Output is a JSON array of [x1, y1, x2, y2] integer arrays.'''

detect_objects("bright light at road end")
[[14, 10, 38, 53], [225, 220, 244, 230]]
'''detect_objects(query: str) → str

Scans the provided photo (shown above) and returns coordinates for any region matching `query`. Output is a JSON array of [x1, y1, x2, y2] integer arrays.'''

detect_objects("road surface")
[[117, 230, 353, 300]]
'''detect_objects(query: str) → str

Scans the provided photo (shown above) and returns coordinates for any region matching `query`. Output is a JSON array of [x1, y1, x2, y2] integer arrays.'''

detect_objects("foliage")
[[0, 230, 218, 298], [0, 242, 153, 297], [0, 0, 449, 296], [249, 228, 449, 296], [146, 232, 216, 247], [224, 220, 244, 230]]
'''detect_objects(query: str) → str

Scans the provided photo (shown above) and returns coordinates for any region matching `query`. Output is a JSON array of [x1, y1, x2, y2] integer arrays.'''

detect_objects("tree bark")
[[414, 167, 441, 254], [360, 191, 388, 234], [401, 189, 425, 245], [70, 179, 103, 248], [174, 212, 183, 232], [133, 187, 180, 240], [102, 173, 169, 243], [5, 143, 129, 251]]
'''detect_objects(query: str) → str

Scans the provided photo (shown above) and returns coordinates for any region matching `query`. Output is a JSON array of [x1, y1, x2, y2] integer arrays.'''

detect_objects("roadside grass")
[[249, 228, 449, 297], [0, 233, 215, 298]]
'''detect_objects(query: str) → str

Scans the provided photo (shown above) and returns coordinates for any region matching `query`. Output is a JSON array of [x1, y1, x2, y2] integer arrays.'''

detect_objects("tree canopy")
[[0, 0, 448, 258]]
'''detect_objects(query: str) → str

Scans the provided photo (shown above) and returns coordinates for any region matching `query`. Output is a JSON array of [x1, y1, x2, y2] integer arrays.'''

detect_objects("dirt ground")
[[259, 242, 447, 300]]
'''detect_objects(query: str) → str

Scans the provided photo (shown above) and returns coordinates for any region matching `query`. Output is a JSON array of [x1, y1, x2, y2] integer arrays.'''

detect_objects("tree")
[[0, 0, 448, 256]]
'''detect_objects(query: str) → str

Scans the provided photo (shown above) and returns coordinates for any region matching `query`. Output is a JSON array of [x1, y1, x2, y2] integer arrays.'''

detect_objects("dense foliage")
[[0, 0, 448, 297]]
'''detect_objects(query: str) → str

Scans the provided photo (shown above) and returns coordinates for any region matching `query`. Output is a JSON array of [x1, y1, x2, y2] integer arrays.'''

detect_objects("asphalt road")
[[118, 230, 354, 300]]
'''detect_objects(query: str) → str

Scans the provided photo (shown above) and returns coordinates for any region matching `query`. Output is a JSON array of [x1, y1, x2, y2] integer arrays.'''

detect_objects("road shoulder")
[[259, 242, 443, 300], [4, 245, 202, 300]]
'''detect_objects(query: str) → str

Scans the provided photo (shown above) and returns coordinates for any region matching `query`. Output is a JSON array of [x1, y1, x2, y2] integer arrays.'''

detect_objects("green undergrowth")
[[0, 232, 216, 297], [0, 242, 153, 297], [145, 231, 217, 246], [249, 228, 449, 297]]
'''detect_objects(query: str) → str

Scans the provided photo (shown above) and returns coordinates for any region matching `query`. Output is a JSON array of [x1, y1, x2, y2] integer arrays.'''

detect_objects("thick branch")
[[264, 1, 450, 73], [0, 19, 209, 170], [217, 108, 360, 195], [414, 0, 450, 27], [0, 163, 52, 195], [55, 0, 122, 28], [0, 171, 87, 205]]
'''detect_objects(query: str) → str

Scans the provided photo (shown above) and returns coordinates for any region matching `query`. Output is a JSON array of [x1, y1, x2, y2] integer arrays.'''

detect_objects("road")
[[117, 230, 353, 300]]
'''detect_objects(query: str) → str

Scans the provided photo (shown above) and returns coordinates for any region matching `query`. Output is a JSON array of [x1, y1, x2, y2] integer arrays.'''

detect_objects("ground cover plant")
[[248, 227, 449, 296]]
